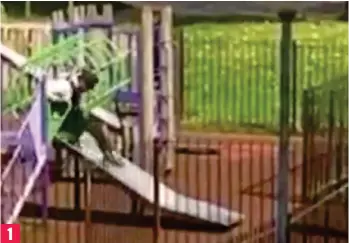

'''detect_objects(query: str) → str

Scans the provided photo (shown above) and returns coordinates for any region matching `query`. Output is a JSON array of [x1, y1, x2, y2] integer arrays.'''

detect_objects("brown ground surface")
[[5, 132, 346, 243]]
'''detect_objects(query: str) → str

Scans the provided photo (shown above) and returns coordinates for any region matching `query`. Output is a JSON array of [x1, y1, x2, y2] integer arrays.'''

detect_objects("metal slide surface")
[[66, 109, 244, 228]]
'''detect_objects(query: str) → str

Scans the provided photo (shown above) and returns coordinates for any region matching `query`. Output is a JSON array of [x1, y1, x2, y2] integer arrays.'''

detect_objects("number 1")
[[7, 227, 12, 241], [1, 224, 20, 243]]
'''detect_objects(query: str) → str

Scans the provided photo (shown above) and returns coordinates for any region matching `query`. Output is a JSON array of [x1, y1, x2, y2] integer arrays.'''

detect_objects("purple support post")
[[153, 21, 161, 92], [153, 21, 162, 141]]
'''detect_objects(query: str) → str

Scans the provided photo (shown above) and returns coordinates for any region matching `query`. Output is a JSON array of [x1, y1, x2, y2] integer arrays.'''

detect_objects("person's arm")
[[46, 79, 73, 103]]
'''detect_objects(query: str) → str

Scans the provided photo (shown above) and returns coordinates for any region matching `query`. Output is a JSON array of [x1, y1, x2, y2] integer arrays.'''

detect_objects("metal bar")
[[153, 141, 161, 243], [74, 155, 81, 210], [40, 71, 49, 223], [240, 182, 348, 243], [275, 10, 296, 243], [301, 90, 309, 201], [291, 40, 297, 133], [85, 165, 92, 243]]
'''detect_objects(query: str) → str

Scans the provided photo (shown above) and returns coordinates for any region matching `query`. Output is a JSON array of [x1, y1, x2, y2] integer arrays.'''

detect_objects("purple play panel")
[[1, 86, 49, 224], [1, 159, 45, 222], [1, 120, 54, 159]]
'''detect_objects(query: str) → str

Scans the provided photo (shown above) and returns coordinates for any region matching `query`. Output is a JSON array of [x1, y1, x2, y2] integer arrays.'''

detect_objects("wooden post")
[[160, 6, 175, 172], [68, 1, 74, 14], [140, 6, 154, 172]]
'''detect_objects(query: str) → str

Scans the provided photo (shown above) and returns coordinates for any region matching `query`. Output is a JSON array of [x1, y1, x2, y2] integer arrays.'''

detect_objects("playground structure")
[[0, 3, 243, 231], [1, 3, 348, 243]]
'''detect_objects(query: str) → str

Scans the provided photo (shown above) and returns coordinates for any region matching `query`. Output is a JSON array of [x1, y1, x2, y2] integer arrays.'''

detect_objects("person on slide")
[[46, 68, 125, 167]]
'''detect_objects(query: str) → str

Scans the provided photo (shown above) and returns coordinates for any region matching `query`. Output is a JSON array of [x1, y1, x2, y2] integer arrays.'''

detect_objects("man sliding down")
[[46, 68, 124, 167]]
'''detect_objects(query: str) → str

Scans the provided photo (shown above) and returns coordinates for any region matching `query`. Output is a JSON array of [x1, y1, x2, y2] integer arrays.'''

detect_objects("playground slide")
[[60, 128, 243, 227], [0, 43, 244, 227]]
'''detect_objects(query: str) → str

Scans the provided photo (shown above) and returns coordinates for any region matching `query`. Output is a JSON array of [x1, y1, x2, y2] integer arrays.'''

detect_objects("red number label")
[[1, 224, 20, 243]]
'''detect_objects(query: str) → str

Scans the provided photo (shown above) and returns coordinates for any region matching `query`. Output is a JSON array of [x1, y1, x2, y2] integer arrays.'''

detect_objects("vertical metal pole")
[[301, 90, 309, 201], [160, 6, 175, 172], [153, 11, 161, 241], [275, 10, 295, 243], [140, 6, 154, 172], [327, 91, 334, 185], [177, 30, 184, 122], [73, 155, 81, 210], [154, 16, 161, 146], [85, 166, 92, 243], [291, 40, 297, 132], [153, 141, 160, 243], [40, 76, 48, 146], [40, 75, 48, 224]]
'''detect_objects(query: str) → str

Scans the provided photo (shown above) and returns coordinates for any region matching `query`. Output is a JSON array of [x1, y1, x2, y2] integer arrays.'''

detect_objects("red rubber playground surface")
[[16, 132, 307, 243]]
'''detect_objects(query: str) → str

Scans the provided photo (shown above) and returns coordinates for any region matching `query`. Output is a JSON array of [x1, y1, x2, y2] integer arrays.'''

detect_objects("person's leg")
[[86, 116, 124, 166], [56, 107, 124, 166], [54, 107, 86, 144], [86, 116, 114, 152]]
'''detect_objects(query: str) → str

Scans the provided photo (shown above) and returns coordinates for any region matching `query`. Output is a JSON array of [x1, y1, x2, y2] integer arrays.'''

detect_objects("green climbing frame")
[[4, 33, 132, 141]]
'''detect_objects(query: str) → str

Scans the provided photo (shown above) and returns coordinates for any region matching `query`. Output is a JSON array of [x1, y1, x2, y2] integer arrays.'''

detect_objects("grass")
[[181, 20, 348, 133]]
